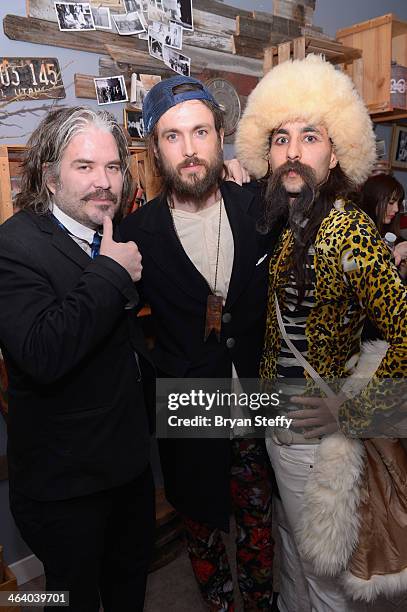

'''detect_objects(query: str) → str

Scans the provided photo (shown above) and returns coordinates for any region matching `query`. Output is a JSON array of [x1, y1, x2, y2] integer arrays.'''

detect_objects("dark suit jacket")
[[120, 181, 279, 529], [0, 210, 153, 501]]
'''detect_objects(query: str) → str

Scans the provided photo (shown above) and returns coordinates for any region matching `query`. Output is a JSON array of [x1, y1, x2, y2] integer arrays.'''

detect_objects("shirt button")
[[226, 337, 235, 349], [222, 313, 232, 323]]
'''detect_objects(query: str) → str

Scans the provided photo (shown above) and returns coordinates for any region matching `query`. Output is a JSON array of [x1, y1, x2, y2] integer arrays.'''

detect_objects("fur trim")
[[235, 54, 376, 186], [342, 566, 407, 602], [295, 433, 365, 575], [342, 339, 388, 397]]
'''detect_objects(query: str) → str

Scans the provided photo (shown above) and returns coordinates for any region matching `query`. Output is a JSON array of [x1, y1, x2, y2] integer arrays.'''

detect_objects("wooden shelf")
[[0, 145, 26, 224], [337, 13, 407, 121]]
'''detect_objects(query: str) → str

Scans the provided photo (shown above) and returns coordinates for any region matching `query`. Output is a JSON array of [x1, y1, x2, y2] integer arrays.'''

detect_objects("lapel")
[[137, 183, 259, 306], [222, 182, 259, 309], [138, 196, 211, 302], [30, 211, 91, 269]]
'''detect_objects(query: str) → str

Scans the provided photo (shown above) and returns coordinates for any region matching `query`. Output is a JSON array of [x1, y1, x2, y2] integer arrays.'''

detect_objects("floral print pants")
[[183, 439, 274, 611]]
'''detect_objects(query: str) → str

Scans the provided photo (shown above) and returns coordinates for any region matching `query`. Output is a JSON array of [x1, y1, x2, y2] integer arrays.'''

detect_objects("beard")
[[156, 142, 224, 208], [258, 160, 318, 244]]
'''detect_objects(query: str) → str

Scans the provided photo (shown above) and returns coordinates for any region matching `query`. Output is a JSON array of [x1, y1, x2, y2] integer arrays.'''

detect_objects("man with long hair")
[[236, 55, 407, 611], [120, 76, 278, 611], [0, 107, 155, 611]]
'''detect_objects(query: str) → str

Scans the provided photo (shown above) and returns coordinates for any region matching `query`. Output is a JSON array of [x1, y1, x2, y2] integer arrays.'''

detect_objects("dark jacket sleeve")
[[0, 233, 139, 384]]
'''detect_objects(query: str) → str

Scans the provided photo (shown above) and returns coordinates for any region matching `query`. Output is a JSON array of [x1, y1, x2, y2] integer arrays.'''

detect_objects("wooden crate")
[[337, 13, 407, 122], [0, 565, 21, 612], [263, 34, 361, 74]]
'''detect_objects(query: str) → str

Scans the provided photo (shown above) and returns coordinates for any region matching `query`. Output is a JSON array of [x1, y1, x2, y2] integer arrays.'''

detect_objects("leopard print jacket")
[[260, 198, 407, 435]]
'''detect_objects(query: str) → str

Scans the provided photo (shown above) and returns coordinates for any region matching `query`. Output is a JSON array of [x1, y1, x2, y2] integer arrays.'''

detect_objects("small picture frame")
[[124, 107, 145, 140], [390, 125, 407, 170]]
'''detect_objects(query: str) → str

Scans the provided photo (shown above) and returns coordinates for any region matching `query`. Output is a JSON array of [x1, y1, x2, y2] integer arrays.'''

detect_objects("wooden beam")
[[27, 1, 235, 55], [5, 12, 264, 76], [232, 36, 264, 60], [183, 29, 233, 54], [293, 36, 306, 60], [271, 15, 302, 37], [305, 36, 361, 56], [102, 48, 174, 78], [236, 16, 273, 42], [193, 0, 252, 20], [4, 14, 147, 55], [263, 47, 275, 74], [27, 0, 250, 20], [74, 74, 98, 99], [192, 8, 235, 36], [371, 110, 407, 123], [278, 41, 291, 63], [252, 10, 274, 23]]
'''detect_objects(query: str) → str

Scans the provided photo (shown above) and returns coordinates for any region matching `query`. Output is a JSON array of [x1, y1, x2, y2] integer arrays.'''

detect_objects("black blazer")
[[0, 210, 153, 501], [120, 181, 279, 529]]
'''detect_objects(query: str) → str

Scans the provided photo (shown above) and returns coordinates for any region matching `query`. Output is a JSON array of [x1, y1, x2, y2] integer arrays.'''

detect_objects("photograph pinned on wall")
[[147, 2, 168, 25], [163, 0, 193, 31], [55, 2, 95, 31], [130, 73, 162, 108], [148, 35, 164, 61], [149, 21, 182, 50], [124, 108, 145, 141], [163, 47, 190, 76], [124, 0, 143, 11], [94, 75, 128, 105], [91, 6, 112, 29], [112, 11, 146, 34]]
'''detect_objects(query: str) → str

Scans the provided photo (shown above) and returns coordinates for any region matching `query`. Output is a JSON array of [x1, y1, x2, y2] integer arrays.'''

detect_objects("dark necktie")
[[91, 232, 102, 259]]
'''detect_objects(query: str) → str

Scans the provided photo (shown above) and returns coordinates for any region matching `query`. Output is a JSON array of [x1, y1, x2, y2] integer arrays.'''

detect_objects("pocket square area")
[[256, 254, 268, 266]]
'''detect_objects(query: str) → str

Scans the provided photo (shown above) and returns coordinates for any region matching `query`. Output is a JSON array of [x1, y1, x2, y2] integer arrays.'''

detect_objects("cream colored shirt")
[[172, 199, 249, 436], [171, 198, 234, 302]]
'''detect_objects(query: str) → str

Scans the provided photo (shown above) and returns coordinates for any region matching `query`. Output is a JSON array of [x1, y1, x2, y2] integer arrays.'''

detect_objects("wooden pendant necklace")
[[169, 196, 223, 342]]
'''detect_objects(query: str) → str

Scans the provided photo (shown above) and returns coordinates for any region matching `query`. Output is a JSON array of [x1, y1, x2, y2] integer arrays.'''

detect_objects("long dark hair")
[[261, 164, 358, 303], [360, 173, 404, 236], [292, 165, 358, 302]]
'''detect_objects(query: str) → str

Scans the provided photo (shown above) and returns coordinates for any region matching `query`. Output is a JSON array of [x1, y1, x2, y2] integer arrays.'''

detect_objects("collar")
[[52, 203, 99, 244]]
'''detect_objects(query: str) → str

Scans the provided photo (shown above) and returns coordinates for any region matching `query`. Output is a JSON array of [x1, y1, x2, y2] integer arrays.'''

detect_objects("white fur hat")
[[235, 54, 376, 186]]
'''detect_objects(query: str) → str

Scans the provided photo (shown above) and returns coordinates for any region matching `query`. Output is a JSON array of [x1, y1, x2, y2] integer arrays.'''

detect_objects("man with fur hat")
[[236, 54, 407, 611]]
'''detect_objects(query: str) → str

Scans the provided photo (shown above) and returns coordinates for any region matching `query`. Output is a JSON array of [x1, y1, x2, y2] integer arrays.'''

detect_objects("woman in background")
[[360, 173, 407, 271]]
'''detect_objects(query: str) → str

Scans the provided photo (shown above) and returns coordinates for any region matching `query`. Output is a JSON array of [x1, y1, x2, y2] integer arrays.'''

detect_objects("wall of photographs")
[[54, 0, 193, 108]]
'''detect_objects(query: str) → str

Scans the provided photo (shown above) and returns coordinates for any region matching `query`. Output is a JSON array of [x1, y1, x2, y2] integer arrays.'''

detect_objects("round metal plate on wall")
[[205, 78, 241, 137]]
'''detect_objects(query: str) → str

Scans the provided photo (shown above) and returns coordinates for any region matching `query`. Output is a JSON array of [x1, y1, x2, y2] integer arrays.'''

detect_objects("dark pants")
[[183, 440, 274, 611], [10, 467, 155, 612]]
